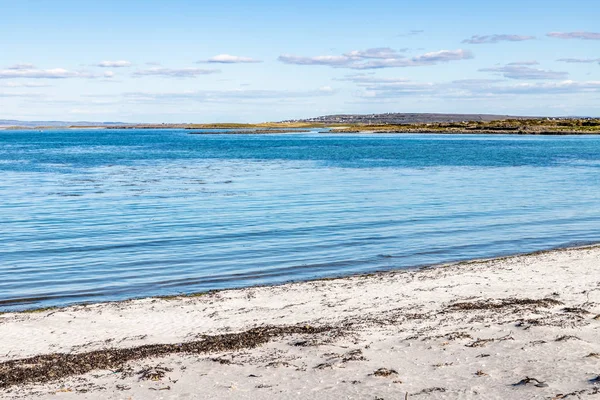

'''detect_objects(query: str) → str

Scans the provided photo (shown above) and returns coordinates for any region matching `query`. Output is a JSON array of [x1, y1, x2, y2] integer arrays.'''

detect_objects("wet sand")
[[1, 245, 600, 399]]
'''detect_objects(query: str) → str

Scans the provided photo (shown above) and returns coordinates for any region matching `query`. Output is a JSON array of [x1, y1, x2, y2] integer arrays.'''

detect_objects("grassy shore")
[[3, 118, 600, 134], [334, 118, 600, 134]]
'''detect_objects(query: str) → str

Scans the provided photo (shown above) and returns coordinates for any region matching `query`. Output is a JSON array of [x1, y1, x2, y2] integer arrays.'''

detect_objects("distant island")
[[1, 113, 599, 134]]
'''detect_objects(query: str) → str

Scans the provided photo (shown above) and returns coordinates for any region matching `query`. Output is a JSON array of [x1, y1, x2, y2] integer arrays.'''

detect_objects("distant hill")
[[2, 113, 590, 130], [0, 120, 131, 128], [287, 113, 538, 125]]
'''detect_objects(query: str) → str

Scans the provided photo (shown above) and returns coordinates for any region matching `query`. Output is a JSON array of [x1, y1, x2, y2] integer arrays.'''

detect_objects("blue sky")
[[1, 0, 599, 122]]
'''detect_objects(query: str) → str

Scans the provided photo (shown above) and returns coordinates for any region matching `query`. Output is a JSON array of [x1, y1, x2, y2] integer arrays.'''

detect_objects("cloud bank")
[[506, 61, 539, 66], [462, 34, 535, 44], [479, 65, 568, 80], [132, 68, 220, 78], [0, 66, 97, 79], [557, 58, 600, 64], [278, 48, 473, 69], [346, 75, 600, 100], [97, 61, 132, 68], [201, 54, 262, 64], [547, 31, 600, 40]]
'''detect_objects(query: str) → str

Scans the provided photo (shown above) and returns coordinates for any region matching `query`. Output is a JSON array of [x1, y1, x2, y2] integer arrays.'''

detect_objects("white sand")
[[1, 245, 600, 399]]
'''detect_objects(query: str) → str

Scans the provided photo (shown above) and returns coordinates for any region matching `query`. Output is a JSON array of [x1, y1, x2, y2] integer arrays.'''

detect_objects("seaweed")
[[0, 324, 333, 388], [447, 298, 562, 312]]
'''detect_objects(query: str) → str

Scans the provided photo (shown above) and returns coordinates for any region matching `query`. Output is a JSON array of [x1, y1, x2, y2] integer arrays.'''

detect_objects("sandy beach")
[[1, 245, 599, 399]]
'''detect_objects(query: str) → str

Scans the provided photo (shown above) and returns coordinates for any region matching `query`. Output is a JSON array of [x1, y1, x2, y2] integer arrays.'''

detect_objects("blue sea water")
[[1, 129, 599, 311]]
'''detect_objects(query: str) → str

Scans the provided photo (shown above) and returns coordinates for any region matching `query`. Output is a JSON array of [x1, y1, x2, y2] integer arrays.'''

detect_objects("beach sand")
[[1, 245, 599, 399]]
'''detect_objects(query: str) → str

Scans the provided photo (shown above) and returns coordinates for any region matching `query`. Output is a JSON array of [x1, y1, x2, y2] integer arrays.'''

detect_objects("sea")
[[1, 129, 599, 311]]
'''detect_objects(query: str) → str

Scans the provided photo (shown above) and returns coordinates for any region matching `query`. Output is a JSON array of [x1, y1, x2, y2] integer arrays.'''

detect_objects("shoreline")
[[2, 244, 600, 398], [3, 127, 600, 135], [335, 129, 600, 135], [4, 242, 599, 314], [2, 122, 600, 135]]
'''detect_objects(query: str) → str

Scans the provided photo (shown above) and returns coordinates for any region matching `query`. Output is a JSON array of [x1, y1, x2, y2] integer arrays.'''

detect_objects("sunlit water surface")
[[1, 129, 599, 310]]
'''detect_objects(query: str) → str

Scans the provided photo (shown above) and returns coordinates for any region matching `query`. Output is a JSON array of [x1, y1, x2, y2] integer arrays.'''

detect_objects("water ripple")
[[1, 130, 599, 310]]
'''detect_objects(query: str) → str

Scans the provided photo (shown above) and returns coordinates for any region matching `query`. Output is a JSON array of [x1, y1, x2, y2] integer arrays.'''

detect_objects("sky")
[[1, 0, 599, 122]]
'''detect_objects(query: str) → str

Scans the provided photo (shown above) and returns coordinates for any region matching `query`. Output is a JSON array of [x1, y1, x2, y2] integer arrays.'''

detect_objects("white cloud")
[[506, 61, 539, 66], [349, 76, 600, 100], [462, 34, 535, 44], [343, 47, 407, 59], [0, 66, 97, 79], [278, 48, 473, 69], [201, 54, 262, 64], [557, 58, 600, 64], [547, 31, 600, 40], [479, 65, 568, 80], [414, 49, 473, 63], [96, 60, 132, 68], [0, 81, 50, 88], [103, 71, 115, 78], [132, 67, 220, 78], [278, 54, 351, 67], [489, 80, 600, 95]]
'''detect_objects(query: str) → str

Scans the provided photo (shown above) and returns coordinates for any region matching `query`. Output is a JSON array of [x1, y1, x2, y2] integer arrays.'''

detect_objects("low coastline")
[[334, 129, 600, 135], [2, 116, 600, 135], [2, 244, 600, 398]]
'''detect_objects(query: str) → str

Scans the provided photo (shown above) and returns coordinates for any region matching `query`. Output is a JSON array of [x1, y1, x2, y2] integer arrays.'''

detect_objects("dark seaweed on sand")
[[447, 298, 562, 311], [0, 324, 333, 389]]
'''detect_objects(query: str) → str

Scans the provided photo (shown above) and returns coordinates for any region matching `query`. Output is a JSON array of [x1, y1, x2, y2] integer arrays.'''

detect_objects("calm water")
[[1, 129, 600, 311]]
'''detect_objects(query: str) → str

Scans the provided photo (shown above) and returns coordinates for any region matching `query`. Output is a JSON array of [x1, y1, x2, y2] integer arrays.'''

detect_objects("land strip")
[[3, 114, 600, 134]]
